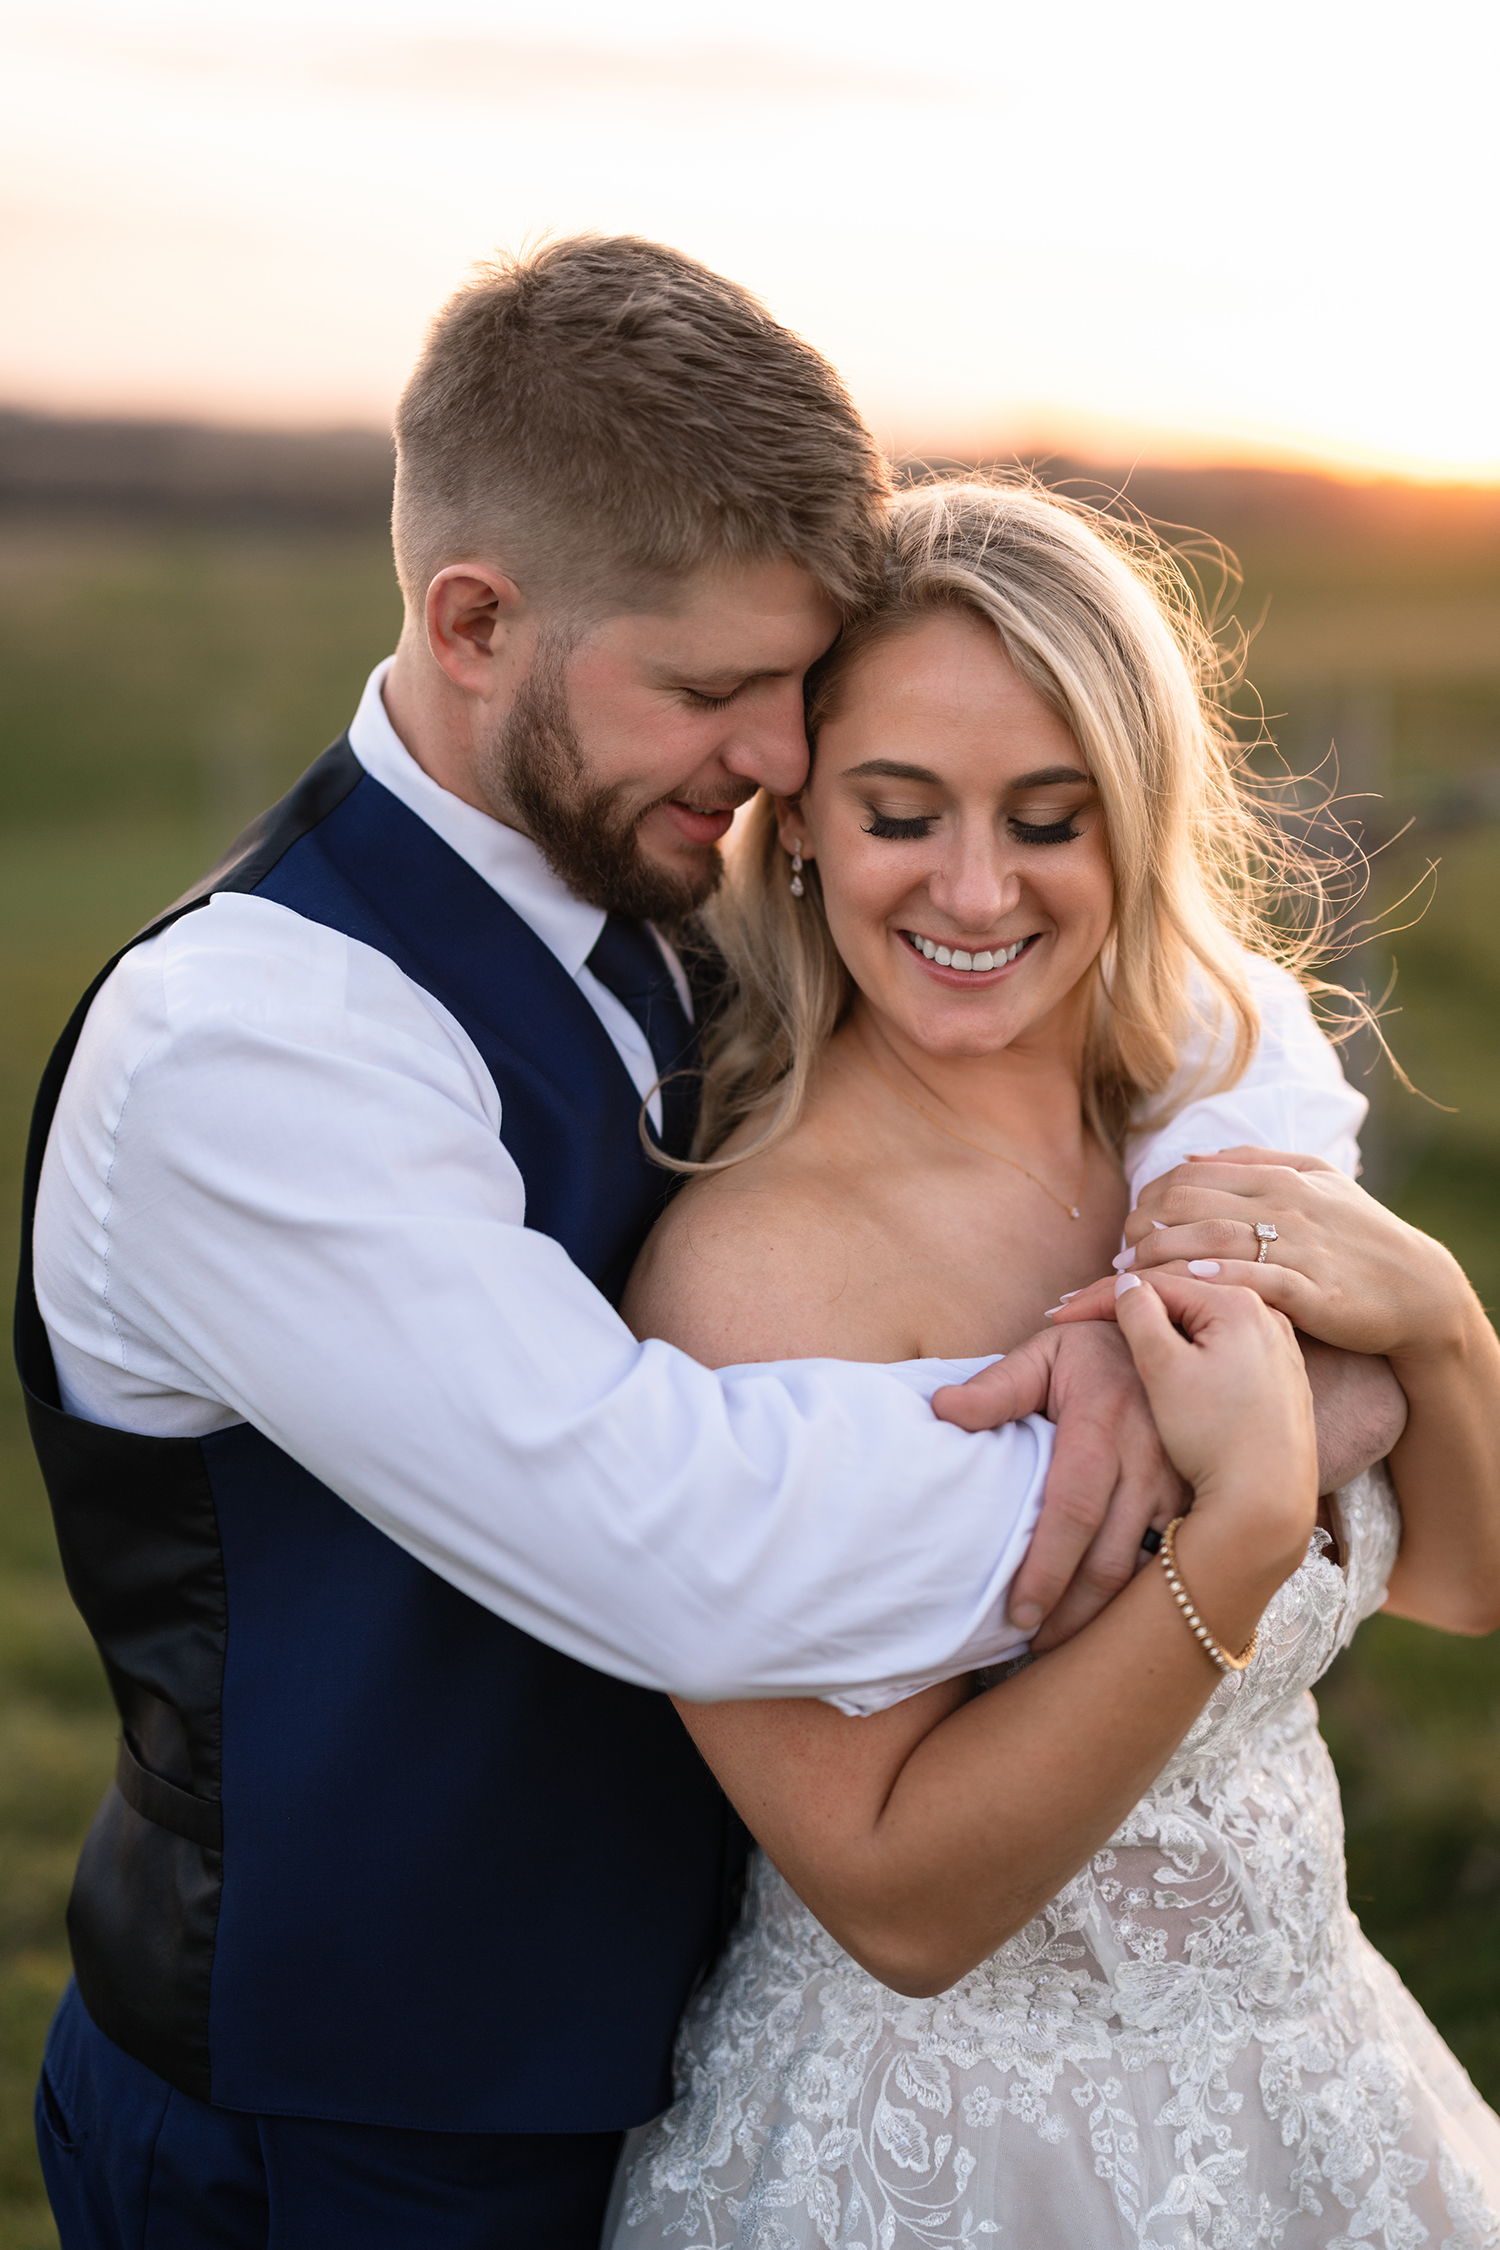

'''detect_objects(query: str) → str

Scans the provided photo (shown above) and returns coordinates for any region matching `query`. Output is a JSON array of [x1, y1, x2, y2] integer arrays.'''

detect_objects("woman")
[[608, 482, 1500, 2247]]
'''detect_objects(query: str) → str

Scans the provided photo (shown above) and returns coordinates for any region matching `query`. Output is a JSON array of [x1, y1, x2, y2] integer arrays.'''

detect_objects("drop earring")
[[789, 840, 805, 899]]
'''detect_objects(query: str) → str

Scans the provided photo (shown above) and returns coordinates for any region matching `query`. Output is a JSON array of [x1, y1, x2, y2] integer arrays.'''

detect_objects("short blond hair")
[[392, 236, 890, 618], [689, 475, 1328, 1164]]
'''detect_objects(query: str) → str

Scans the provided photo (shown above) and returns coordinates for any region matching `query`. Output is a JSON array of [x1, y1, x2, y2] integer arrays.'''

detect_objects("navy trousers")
[[37, 1984, 625, 2248]]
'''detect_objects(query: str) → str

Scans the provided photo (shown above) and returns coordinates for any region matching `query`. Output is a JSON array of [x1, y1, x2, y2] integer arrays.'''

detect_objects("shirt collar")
[[346, 657, 607, 977]]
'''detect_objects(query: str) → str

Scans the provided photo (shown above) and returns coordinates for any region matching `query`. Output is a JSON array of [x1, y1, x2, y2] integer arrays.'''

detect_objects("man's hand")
[[933, 1323, 1188, 1653], [1300, 1334, 1408, 1490]]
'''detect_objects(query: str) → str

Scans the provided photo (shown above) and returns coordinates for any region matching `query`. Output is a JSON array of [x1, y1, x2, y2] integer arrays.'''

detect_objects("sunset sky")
[[4, 0, 1497, 480]]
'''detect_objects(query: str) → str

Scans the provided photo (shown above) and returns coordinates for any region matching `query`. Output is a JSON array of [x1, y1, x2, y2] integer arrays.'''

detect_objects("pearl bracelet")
[[1160, 1516, 1259, 1674]]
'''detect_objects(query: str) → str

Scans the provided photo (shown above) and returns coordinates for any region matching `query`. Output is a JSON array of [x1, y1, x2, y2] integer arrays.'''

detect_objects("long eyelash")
[[686, 689, 739, 710], [1010, 818, 1082, 846], [862, 813, 935, 840]]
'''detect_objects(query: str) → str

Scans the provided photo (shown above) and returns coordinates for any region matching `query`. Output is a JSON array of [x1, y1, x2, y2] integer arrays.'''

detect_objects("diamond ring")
[[1254, 1221, 1279, 1264]]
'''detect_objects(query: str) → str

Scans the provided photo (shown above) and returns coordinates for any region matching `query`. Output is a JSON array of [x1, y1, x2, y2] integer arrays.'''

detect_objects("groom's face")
[[480, 557, 840, 923]]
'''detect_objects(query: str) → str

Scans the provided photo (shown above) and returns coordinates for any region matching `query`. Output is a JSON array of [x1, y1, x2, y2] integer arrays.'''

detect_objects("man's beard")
[[478, 658, 732, 926]]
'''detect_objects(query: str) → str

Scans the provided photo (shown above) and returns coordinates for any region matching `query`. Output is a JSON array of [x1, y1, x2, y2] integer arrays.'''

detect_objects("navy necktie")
[[586, 916, 699, 1160]]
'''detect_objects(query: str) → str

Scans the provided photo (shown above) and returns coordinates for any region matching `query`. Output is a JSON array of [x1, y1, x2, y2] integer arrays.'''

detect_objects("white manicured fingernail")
[[1188, 1259, 1221, 1277], [1058, 1289, 1081, 1300], [1111, 1247, 1136, 1271], [1115, 1272, 1142, 1296], [1043, 1305, 1064, 1318], [1150, 1220, 1168, 1231]]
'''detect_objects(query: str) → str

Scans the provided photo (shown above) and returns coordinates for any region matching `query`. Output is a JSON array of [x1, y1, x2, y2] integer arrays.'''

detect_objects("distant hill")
[[1, 409, 1497, 574], [915, 454, 1500, 579], [0, 411, 394, 527]]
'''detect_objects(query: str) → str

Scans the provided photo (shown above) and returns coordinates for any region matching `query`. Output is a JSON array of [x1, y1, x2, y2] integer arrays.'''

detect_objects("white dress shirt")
[[33, 662, 1368, 1713]]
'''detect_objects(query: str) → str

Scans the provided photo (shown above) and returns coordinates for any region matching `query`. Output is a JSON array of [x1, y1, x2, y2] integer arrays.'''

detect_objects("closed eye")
[[1009, 816, 1082, 845], [683, 686, 742, 710], [862, 812, 936, 840]]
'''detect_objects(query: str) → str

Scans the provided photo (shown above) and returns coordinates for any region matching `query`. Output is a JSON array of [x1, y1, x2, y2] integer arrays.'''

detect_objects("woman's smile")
[[898, 927, 1045, 982]]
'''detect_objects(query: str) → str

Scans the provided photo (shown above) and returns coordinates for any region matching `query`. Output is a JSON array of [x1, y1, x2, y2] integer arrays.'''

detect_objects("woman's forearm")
[[689, 1503, 1299, 1997], [1383, 1297, 1500, 1633]]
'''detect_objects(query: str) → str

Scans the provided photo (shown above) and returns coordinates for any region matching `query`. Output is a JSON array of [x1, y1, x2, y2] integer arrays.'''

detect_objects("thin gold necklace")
[[853, 1046, 1087, 1219]]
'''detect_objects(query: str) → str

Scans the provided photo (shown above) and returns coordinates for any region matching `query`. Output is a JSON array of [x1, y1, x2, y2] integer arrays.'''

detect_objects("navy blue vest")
[[14, 741, 748, 2130]]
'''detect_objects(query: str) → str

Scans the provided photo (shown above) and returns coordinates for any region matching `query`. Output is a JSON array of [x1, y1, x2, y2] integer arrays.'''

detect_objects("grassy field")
[[0, 490, 1496, 2243]]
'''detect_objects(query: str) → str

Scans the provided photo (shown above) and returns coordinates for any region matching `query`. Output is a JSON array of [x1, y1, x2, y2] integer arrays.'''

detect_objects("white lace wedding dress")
[[610, 1468, 1500, 2249]]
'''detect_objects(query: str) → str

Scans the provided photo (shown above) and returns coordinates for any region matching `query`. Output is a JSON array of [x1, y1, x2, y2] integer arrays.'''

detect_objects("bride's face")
[[785, 608, 1114, 1061]]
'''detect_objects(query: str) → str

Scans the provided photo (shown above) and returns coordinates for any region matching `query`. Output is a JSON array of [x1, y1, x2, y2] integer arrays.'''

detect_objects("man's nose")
[[718, 685, 811, 798]]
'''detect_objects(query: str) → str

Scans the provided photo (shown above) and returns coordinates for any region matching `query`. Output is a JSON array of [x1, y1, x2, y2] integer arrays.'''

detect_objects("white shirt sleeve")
[[35, 907, 1366, 1715], [1125, 953, 1367, 1202], [35, 895, 1047, 1714]]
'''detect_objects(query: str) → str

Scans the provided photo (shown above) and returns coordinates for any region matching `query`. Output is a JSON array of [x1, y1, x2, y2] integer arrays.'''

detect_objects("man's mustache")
[[650, 786, 761, 820]]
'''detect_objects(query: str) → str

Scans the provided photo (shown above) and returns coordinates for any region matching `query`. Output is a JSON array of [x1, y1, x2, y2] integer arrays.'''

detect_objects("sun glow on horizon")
[[3, 1, 1497, 488]]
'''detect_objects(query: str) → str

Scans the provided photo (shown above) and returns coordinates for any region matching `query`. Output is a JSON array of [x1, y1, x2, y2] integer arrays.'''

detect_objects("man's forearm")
[[1300, 1337, 1407, 1490]]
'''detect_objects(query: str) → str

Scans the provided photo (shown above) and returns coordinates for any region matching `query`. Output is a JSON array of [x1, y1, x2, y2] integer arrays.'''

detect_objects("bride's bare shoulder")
[[623, 1121, 911, 1367]]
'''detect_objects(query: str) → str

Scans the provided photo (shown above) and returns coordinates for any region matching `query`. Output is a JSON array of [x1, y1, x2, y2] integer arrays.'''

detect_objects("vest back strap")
[[116, 1734, 224, 1852]]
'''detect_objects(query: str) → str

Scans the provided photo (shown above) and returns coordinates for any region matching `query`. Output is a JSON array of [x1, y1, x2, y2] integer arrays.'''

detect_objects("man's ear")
[[773, 795, 815, 859], [424, 565, 529, 696]]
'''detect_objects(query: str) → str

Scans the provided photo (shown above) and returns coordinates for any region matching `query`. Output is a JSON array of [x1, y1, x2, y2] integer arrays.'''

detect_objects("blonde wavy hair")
[[680, 474, 1328, 1168]]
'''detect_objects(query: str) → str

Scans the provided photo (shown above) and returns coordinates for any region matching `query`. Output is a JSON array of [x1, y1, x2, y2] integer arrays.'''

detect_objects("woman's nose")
[[928, 839, 1022, 931]]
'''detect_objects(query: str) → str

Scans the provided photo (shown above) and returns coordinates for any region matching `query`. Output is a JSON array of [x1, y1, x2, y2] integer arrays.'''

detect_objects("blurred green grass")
[[0, 499, 1496, 2244]]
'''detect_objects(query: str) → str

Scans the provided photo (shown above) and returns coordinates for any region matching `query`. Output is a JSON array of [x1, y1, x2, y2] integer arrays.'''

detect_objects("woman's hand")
[[1062, 1156, 1500, 1635], [1111, 1268, 1317, 1540], [1059, 1148, 1475, 1372]]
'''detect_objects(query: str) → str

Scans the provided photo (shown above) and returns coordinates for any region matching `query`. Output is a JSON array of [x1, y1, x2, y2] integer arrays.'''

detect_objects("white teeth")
[[905, 931, 1033, 971]]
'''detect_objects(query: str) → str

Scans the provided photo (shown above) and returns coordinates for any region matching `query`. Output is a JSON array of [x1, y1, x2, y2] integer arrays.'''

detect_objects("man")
[[19, 237, 1392, 2246]]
